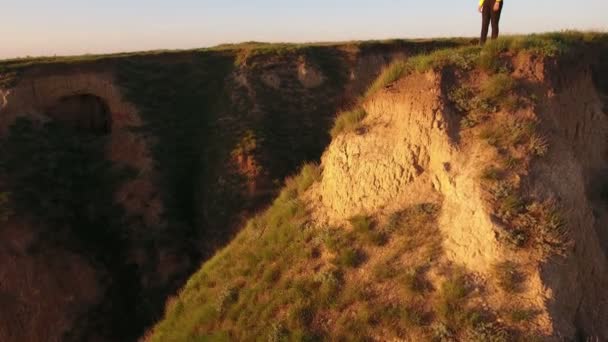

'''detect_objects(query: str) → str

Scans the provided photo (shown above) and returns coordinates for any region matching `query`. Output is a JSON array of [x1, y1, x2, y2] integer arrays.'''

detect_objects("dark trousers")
[[480, 0, 504, 45]]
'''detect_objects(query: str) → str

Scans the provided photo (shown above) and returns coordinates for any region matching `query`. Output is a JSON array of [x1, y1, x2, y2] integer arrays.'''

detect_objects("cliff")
[[0, 39, 465, 341]]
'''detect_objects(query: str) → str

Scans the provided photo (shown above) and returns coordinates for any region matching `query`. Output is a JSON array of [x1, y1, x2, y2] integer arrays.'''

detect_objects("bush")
[[508, 309, 538, 322], [330, 107, 368, 138], [373, 262, 397, 280], [492, 261, 524, 293], [449, 85, 475, 113], [400, 304, 426, 327], [521, 201, 570, 256], [316, 269, 343, 307], [528, 134, 549, 157], [437, 272, 468, 323], [467, 322, 509, 342], [349, 215, 386, 246], [289, 299, 316, 329], [402, 268, 426, 295], [216, 286, 239, 314], [478, 73, 517, 110], [335, 247, 365, 268], [481, 166, 504, 182]]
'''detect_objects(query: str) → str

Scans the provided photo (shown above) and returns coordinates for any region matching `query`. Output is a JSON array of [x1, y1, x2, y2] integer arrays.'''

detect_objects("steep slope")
[[149, 33, 608, 341], [0, 40, 465, 341]]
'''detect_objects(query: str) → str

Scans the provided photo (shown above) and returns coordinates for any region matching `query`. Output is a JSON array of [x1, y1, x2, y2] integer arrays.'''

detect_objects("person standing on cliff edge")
[[479, 0, 504, 45]]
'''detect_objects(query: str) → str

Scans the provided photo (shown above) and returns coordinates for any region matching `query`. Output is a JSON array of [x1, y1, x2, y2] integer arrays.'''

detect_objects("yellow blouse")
[[479, 0, 501, 6]]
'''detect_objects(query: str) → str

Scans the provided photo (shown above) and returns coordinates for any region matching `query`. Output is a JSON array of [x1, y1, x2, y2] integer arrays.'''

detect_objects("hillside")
[[147, 32, 608, 341], [0, 39, 468, 341]]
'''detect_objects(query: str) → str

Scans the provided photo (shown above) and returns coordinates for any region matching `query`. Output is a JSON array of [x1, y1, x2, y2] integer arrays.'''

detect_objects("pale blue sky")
[[2, 0, 607, 59]]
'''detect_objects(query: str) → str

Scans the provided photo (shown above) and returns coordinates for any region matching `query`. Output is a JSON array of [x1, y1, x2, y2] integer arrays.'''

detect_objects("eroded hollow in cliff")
[[46, 94, 111, 134]]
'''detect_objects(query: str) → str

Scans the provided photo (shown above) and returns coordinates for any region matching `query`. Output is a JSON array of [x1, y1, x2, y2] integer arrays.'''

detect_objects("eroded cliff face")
[[0, 41, 458, 341], [307, 51, 608, 339]]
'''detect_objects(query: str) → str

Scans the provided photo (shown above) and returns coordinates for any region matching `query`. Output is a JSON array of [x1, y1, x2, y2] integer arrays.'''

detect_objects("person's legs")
[[480, 0, 493, 45], [491, 1, 504, 40]]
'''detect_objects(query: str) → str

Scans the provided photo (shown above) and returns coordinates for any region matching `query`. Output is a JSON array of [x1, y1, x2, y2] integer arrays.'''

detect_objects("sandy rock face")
[[317, 71, 501, 273], [320, 72, 451, 216]]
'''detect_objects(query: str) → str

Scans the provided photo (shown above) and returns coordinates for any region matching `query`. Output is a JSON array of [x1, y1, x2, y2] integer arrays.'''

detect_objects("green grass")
[[148, 163, 322, 341], [365, 60, 410, 97], [436, 270, 471, 328], [150, 198, 442, 340], [330, 107, 368, 138], [478, 73, 518, 111]]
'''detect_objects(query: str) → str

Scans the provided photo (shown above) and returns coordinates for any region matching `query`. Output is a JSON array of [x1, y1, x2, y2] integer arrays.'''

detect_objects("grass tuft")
[[330, 107, 368, 138], [365, 60, 410, 97]]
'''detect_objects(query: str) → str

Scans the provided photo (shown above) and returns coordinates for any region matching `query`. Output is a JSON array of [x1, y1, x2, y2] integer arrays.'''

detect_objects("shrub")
[[491, 182, 524, 221], [216, 286, 239, 314], [400, 304, 426, 327], [330, 107, 368, 138], [505, 119, 537, 145], [335, 247, 365, 268], [262, 265, 282, 285], [449, 85, 475, 113], [479, 73, 517, 110], [349, 215, 386, 246], [316, 269, 343, 307], [432, 322, 454, 341], [467, 322, 509, 342], [492, 261, 524, 293], [383, 211, 403, 233], [481, 166, 504, 182], [522, 201, 570, 256], [508, 308, 538, 322], [289, 299, 316, 328], [479, 126, 502, 147], [437, 272, 468, 323], [267, 323, 289, 342], [503, 155, 521, 170], [402, 268, 426, 295], [528, 134, 549, 157], [373, 262, 397, 280], [350, 215, 373, 233]]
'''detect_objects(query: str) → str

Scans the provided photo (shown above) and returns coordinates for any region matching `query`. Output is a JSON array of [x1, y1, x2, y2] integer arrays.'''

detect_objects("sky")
[[1, 0, 607, 59]]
